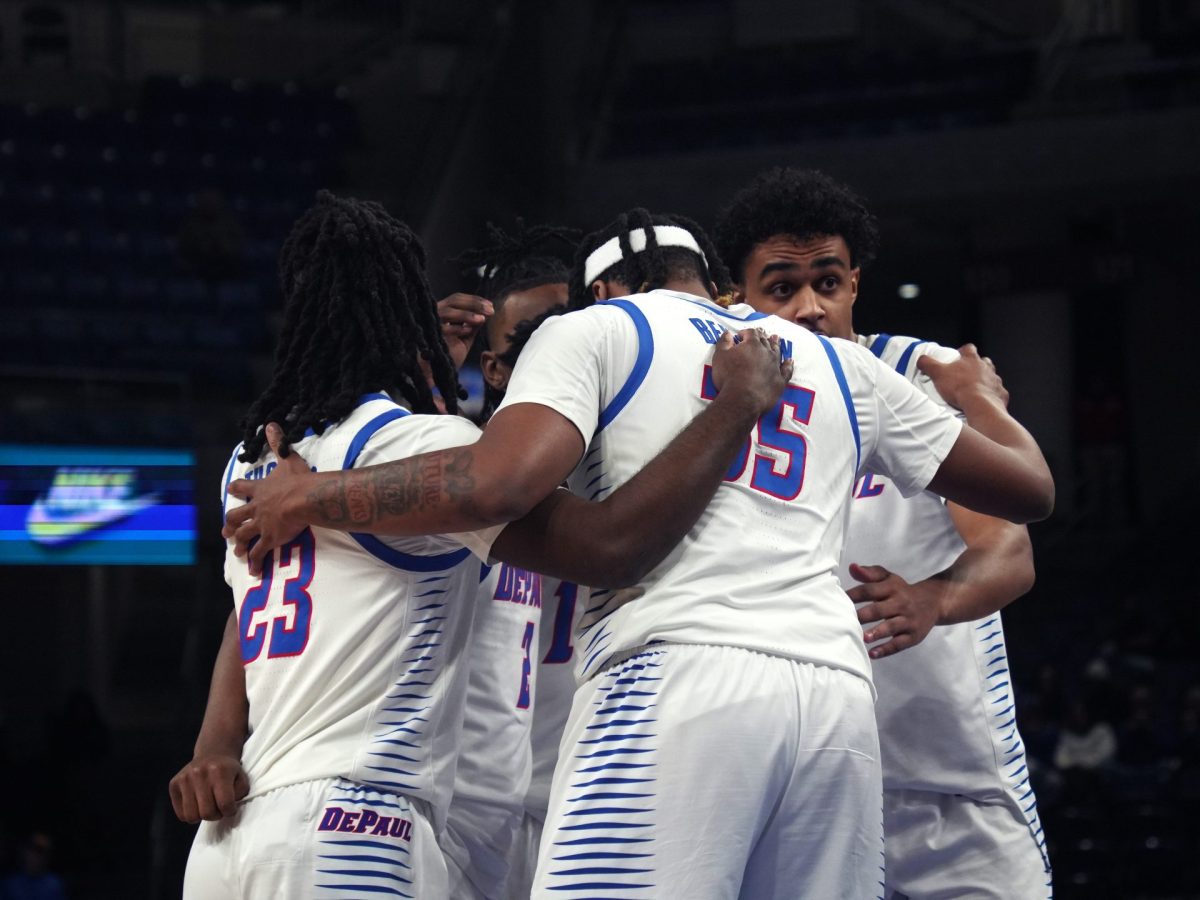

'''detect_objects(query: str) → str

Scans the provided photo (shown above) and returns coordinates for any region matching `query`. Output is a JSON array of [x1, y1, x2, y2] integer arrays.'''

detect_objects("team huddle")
[[168, 169, 1056, 899]]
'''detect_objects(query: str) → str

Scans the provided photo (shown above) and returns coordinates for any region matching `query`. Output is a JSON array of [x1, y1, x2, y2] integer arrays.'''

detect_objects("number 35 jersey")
[[220, 394, 497, 831], [496, 290, 963, 686]]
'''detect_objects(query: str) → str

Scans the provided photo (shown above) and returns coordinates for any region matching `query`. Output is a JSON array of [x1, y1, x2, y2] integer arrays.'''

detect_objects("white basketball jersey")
[[839, 335, 1040, 813], [452, 562, 542, 809], [526, 575, 579, 821], [496, 290, 963, 686], [220, 393, 495, 831]]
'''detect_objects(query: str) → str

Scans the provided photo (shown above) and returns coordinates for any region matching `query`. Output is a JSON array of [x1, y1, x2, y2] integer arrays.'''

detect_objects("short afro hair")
[[714, 168, 880, 285]]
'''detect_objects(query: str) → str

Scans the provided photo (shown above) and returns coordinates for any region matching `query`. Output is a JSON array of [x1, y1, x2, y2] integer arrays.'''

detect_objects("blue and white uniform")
[[841, 334, 1052, 900], [444, 562, 543, 899], [496, 290, 963, 899], [504, 575, 580, 900], [185, 394, 498, 900]]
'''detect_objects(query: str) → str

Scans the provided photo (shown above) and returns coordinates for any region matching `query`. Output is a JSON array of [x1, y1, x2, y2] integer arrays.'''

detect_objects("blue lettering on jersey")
[[317, 806, 412, 841], [244, 461, 276, 481], [779, 338, 793, 361], [244, 462, 318, 481], [494, 564, 543, 608], [855, 472, 886, 499], [688, 317, 727, 345]]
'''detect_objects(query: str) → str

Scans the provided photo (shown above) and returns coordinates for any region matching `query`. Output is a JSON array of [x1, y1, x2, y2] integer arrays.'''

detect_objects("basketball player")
[[172, 193, 793, 899], [222, 207, 1053, 896], [715, 167, 1053, 898], [437, 223, 573, 899]]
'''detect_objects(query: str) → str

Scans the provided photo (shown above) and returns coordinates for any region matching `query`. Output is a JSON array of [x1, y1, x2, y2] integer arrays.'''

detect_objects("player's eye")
[[768, 281, 794, 298], [818, 276, 840, 291]]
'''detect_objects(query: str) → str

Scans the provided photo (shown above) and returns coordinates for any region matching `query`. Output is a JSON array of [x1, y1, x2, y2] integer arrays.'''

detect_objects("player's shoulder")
[[858, 333, 957, 381], [356, 411, 481, 469]]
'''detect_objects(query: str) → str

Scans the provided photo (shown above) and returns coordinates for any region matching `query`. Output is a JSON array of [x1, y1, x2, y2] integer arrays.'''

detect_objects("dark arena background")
[[0, 0, 1197, 897]]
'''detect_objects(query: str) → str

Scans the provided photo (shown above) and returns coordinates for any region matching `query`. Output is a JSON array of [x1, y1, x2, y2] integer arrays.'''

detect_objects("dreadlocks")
[[453, 218, 577, 346], [713, 168, 880, 285], [238, 190, 461, 462], [567, 208, 731, 310]]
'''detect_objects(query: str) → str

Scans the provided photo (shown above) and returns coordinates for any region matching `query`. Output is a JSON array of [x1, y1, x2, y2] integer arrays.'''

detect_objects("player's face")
[[481, 281, 568, 392], [734, 234, 859, 340]]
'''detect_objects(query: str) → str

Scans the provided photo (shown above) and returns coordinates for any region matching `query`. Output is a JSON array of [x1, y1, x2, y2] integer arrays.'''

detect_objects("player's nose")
[[787, 287, 824, 330]]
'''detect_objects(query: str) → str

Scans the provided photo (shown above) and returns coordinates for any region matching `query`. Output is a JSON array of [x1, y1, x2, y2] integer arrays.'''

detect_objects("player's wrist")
[[708, 387, 766, 428]]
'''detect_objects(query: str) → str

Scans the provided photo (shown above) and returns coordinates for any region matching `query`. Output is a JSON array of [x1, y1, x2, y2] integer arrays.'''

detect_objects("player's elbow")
[[473, 485, 540, 528], [1009, 473, 1055, 524]]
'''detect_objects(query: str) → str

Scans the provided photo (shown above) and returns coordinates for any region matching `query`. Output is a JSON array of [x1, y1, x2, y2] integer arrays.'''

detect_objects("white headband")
[[583, 225, 707, 286]]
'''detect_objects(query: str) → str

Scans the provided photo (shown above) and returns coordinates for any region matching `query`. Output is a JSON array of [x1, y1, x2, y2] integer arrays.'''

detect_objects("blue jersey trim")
[[342, 408, 411, 470], [816, 336, 861, 475], [479, 561, 494, 583], [342, 402, 470, 572], [868, 333, 892, 357], [596, 299, 654, 433], [221, 442, 243, 520], [894, 338, 927, 376], [676, 295, 770, 322]]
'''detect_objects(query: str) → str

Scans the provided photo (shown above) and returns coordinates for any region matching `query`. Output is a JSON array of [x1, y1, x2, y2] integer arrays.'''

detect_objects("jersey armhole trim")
[[596, 299, 655, 433], [342, 403, 471, 572], [868, 333, 892, 357], [816, 336, 862, 476], [221, 442, 244, 521], [894, 338, 928, 376]]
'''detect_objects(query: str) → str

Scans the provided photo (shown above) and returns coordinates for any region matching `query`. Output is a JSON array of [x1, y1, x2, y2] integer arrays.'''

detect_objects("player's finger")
[[226, 478, 256, 502], [439, 293, 492, 317], [231, 519, 258, 554], [248, 535, 271, 576], [716, 330, 735, 350], [847, 581, 890, 604], [168, 776, 189, 823], [174, 774, 201, 824], [869, 633, 914, 660], [265, 422, 287, 459], [211, 771, 240, 819], [863, 617, 901, 645], [233, 768, 250, 803], [780, 357, 794, 380], [848, 563, 891, 584], [222, 503, 251, 540]]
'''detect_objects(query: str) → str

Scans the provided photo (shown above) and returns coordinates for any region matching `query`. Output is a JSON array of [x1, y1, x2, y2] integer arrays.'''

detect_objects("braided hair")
[[567, 208, 731, 310], [238, 190, 460, 462], [713, 168, 880, 286], [453, 218, 577, 344]]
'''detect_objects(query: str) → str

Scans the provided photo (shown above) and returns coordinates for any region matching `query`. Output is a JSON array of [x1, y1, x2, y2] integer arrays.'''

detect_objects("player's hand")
[[438, 292, 493, 370], [846, 563, 942, 659], [223, 423, 314, 575], [168, 753, 249, 824], [916, 344, 1009, 411], [710, 328, 794, 415]]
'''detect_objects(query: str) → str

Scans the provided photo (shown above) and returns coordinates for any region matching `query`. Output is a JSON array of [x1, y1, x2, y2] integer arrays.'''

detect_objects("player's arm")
[[920, 345, 1054, 523], [223, 404, 583, 574], [168, 611, 250, 824], [847, 509, 1034, 659], [491, 330, 792, 586]]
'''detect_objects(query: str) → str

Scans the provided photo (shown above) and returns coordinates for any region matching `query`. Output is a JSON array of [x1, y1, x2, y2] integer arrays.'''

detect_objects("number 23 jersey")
[[220, 394, 497, 829]]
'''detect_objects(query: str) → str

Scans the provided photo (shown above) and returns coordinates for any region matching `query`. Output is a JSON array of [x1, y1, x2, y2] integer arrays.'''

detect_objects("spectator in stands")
[[1055, 699, 1117, 803], [1, 832, 66, 900]]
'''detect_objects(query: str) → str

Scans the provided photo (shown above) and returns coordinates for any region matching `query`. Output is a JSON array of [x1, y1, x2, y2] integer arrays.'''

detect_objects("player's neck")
[[658, 276, 713, 300]]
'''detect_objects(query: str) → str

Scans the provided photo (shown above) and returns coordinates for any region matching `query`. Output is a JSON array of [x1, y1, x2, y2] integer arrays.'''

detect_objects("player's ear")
[[479, 350, 507, 391], [591, 279, 609, 302], [730, 282, 746, 304], [849, 268, 860, 306]]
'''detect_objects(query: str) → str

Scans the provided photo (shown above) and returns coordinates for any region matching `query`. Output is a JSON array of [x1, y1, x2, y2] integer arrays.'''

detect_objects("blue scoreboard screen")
[[0, 445, 196, 565]]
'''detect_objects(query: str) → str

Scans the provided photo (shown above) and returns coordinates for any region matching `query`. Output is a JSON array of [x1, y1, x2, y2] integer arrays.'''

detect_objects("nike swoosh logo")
[[25, 493, 161, 546]]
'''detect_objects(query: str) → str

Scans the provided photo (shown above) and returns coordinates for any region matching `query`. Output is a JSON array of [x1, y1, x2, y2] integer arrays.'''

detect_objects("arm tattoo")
[[304, 448, 480, 529]]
